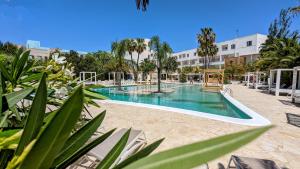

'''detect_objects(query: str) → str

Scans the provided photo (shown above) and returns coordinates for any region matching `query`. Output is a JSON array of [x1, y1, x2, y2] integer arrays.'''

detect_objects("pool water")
[[92, 84, 251, 119]]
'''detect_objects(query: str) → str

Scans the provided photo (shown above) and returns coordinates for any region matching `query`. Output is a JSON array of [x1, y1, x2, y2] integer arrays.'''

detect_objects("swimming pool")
[[93, 84, 252, 119]]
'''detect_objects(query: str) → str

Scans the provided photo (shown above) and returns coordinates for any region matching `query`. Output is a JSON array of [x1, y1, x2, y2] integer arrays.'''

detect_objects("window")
[[183, 61, 189, 65], [194, 52, 197, 56], [222, 45, 228, 51], [187, 54, 189, 57], [179, 55, 182, 59], [246, 41, 252, 46], [190, 59, 197, 65], [183, 54, 186, 58], [231, 44, 236, 49]]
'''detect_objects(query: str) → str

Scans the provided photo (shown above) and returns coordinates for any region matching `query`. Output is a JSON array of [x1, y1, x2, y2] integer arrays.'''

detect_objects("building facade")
[[26, 40, 87, 60], [172, 33, 267, 69]]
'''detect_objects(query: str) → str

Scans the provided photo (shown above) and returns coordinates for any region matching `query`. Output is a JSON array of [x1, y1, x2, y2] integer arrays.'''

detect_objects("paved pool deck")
[[90, 83, 300, 169]]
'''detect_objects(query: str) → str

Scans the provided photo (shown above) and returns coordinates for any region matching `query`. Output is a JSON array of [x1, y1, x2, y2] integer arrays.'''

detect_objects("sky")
[[0, 0, 299, 53]]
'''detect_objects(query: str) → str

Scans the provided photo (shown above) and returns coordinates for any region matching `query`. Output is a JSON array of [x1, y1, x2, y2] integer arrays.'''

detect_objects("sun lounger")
[[226, 155, 281, 169], [72, 128, 146, 168], [286, 113, 300, 128]]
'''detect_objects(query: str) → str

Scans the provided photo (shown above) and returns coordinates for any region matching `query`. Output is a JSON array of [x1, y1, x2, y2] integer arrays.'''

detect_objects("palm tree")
[[163, 57, 179, 80], [111, 40, 127, 90], [149, 36, 172, 92], [140, 58, 156, 83], [136, 0, 149, 11], [125, 39, 137, 66], [257, 35, 300, 70], [197, 28, 218, 69], [135, 38, 147, 81]]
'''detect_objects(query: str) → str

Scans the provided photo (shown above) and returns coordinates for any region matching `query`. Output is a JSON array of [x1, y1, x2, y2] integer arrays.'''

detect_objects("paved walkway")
[[90, 84, 300, 169]]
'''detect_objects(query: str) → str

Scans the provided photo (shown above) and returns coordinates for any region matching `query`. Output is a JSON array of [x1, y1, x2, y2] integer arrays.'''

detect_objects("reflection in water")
[[93, 84, 251, 119]]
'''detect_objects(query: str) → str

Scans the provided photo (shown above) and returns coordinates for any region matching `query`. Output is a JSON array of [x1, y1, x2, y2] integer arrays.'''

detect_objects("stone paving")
[[90, 84, 300, 169]]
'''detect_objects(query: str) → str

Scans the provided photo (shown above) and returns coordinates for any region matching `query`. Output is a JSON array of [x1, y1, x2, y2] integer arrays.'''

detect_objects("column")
[[83, 73, 85, 83], [275, 69, 281, 96], [113, 72, 116, 85], [292, 68, 297, 102], [247, 72, 250, 87]]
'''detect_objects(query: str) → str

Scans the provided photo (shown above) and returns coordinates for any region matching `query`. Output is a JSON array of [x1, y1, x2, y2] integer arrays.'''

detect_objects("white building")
[[26, 40, 88, 60], [172, 33, 267, 69]]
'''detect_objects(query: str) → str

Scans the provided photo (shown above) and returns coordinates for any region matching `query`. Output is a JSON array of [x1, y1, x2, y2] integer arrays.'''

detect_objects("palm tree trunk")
[[134, 53, 141, 82], [158, 68, 161, 92], [206, 55, 208, 69], [117, 72, 122, 90]]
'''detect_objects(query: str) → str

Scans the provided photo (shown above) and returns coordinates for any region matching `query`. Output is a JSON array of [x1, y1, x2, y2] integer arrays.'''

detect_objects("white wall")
[[172, 33, 267, 68]]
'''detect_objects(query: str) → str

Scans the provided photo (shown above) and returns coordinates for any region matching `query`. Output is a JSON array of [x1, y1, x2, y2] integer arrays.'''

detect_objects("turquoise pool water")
[[92, 84, 251, 119]]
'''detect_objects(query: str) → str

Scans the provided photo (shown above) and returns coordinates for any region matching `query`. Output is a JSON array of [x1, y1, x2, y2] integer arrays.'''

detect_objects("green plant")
[[149, 36, 172, 92], [197, 28, 218, 69], [123, 126, 272, 169], [0, 49, 40, 90], [0, 74, 162, 169], [179, 73, 187, 83]]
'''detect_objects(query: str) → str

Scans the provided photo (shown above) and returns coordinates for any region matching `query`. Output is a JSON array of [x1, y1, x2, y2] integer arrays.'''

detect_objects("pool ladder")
[[223, 87, 233, 96]]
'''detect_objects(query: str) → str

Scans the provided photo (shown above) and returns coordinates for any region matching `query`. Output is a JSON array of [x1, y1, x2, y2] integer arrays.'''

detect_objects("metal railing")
[[223, 87, 233, 96]]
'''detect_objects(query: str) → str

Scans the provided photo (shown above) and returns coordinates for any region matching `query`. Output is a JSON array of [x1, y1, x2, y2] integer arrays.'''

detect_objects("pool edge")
[[96, 92, 271, 126]]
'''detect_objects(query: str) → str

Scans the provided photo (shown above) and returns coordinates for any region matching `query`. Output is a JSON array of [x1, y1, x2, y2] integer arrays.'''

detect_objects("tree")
[[197, 28, 218, 69], [64, 50, 81, 76], [111, 40, 128, 90], [258, 9, 300, 71], [135, 38, 147, 79], [140, 58, 156, 82], [225, 61, 245, 81], [290, 0, 300, 15], [125, 39, 136, 66], [257, 35, 300, 70], [124, 39, 138, 81], [0, 41, 19, 56], [78, 55, 99, 73], [163, 57, 179, 80], [149, 36, 172, 93], [136, 0, 149, 11]]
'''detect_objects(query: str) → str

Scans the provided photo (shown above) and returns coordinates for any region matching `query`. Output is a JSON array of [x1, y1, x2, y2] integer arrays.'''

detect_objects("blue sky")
[[0, 0, 299, 52]]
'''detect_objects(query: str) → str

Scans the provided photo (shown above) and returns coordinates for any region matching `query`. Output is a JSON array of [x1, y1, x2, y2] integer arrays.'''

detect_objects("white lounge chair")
[[292, 93, 300, 103], [73, 128, 146, 168]]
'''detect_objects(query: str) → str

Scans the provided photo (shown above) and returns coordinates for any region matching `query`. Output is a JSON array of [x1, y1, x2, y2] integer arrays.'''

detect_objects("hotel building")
[[172, 33, 267, 69], [26, 40, 88, 60]]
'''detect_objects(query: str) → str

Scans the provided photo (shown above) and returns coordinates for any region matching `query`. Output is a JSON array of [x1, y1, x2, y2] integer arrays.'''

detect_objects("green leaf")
[[0, 149, 14, 169], [113, 138, 164, 169], [54, 129, 116, 169], [0, 129, 20, 142], [84, 89, 107, 100], [96, 129, 131, 169], [0, 64, 13, 83], [0, 73, 2, 115], [52, 111, 106, 166], [4, 88, 34, 109], [0, 111, 9, 128], [123, 126, 272, 169], [15, 73, 47, 156], [0, 130, 22, 149], [19, 86, 84, 169], [13, 50, 30, 81], [20, 73, 43, 83]]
